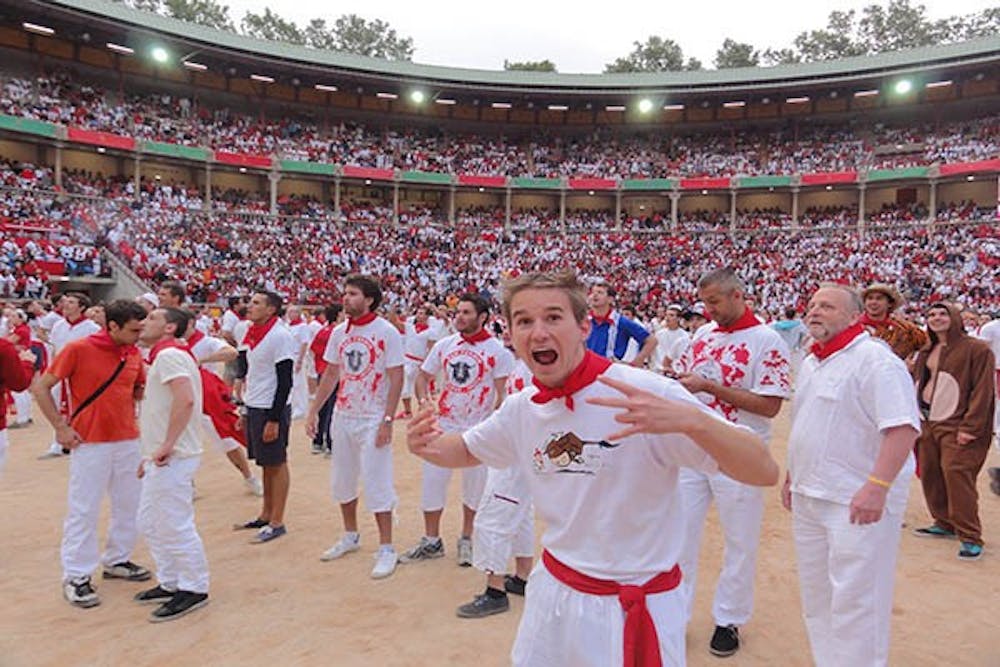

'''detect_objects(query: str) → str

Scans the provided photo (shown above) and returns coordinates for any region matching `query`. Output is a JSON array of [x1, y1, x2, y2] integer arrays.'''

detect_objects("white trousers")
[[792, 493, 903, 667], [473, 465, 535, 573], [330, 413, 397, 512], [401, 361, 420, 400], [61, 440, 142, 581], [13, 390, 32, 424], [420, 460, 486, 512], [512, 564, 686, 667], [677, 468, 764, 627], [202, 414, 241, 454], [138, 456, 209, 594], [290, 366, 309, 419]]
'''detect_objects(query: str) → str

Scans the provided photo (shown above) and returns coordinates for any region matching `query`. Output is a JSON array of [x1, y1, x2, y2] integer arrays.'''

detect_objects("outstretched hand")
[[585, 375, 703, 440]]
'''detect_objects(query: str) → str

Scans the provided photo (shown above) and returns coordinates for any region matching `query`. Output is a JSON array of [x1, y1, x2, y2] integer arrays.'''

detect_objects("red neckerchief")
[[543, 550, 679, 667], [531, 350, 612, 411], [346, 311, 376, 333], [187, 329, 205, 349], [65, 315, 86, 327], [147, 338, 196, 364], [287, 317, 303, 327], [859, 313, 890, 328], [589, 309, 614, 326], [459, 328, 491, 345], [244, 316, 278, 350], [414, 322, 429, 333], [715, 307, 760, 333], [810, 322, 865, 361], [228, 308, 245, 321], [86, 330, 138, 360]]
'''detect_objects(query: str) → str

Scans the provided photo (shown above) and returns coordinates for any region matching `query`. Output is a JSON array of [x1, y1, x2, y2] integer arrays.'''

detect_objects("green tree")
[[605, 36, 699, 73], [503, 59, 557, 72], [163, 0, 233, 31], [760, 47, 801, 66], [327, 14, 414, 60], [857, 0, 936, 53], [791, 9, 866, 61], [240, 7, 304, 44], [714, 38, 759, 69]]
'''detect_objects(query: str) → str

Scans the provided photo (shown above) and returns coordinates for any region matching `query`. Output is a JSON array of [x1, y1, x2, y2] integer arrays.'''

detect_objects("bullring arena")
[[0, 0, 998, 665]]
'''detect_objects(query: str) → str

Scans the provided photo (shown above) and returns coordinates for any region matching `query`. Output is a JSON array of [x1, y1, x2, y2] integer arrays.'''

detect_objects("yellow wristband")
[[867, 475, 891, 488]]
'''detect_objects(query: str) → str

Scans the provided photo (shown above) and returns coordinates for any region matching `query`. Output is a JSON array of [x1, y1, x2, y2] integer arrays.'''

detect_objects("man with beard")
[[307, 275, 404, 579], [401, 294, 512, 568]]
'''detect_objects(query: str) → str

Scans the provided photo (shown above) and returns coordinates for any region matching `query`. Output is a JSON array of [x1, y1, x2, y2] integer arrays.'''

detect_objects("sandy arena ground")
[[1, 407, 998, 667]]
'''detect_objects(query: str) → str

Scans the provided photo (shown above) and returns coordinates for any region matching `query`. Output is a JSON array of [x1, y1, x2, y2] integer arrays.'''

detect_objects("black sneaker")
[[103, 561, 152, 581], [504, 575, 527, 596], [134, 585, 176, 605], [150, 591, 209, 623], [456, 591, 509, 618], [709, 624, 740, 657], [311, 441, 323, 455]]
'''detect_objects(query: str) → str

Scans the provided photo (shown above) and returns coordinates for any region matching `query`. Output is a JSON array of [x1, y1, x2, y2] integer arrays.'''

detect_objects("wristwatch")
[[382, 415, 393, 425]]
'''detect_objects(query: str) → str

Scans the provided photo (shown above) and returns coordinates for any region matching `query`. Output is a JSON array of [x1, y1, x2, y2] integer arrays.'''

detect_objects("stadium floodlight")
[[239, 167, 247, 173], [588, 190, 595, 196], [410, 90, 426, 104], [966, 175, 975, 181], [547, 105, 569, 111], [251, 74, 275, 83], [183, 61, 208, 72], [150, 46, 169, 64], [97, 147, 106, 154], [435, 98, 457, 105], [663, 103, 685, 111], [314, 84, 338, 92], [925, 80, 952, 89], [107, 42, 134, 55], [893, 79, 913, 95], [786, 96, 809, 104], [637, 98, 654, 114], [23, 22, 55, 36], [605, 105, 626, 112], [854, 89, 879, 97], [723, 100, 746, 108], [376, 92, 398, 100], [491, 102, 513, 109]]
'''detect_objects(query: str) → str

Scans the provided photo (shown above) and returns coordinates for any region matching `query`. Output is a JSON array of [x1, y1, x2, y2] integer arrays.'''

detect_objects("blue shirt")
[[586, 311, 650, 361]]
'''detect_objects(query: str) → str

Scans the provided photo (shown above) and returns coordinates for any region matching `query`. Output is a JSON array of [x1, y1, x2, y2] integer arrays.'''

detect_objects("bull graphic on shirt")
[[345, 349, 365, 373], [449, 360, 473, 385], [538, 431, 620, 474]]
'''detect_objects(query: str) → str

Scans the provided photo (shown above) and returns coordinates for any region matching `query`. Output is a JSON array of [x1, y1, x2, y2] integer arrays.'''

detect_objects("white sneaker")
[[320, 535, 360, 561], [63, 576, 100, 608], [457, 536, 473, 567], [244, 476, 263, 497], [38, 442, 64, 460], [371, 548, 397, 579]]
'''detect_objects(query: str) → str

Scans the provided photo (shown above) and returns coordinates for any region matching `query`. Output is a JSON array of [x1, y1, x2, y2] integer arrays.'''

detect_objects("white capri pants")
[[13, 390, 32, 425], [202, 414, 241, 454], [792, 493, 904, 667], [677, 467, 764, 627], [512, 564, 686, 667], [330, 413, 397, 512], [401, 361, 420, 400], [61, 439, 142, 581], [473, 465, 535, 573], [421, 460, 486, 512], [138, 456, 209, 594]]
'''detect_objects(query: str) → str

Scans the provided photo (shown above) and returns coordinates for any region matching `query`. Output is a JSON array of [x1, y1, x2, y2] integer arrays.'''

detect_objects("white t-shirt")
[[464, 363, 721, 581], [190, 333, 229, 379], [220, 309, 241, 335], [403, 320, 437, 363], [233, 320, 251, 347], [324, 317, 404, 418], [49, 317, 101, 355], [244, 323, 297, 409], [505, 358, 532, 395], [676, 320, 791, 442], [787, 333, 920, 515], [979, 319, 1000, 370], [422, 333, 514, 430], [195, 315, 212, 334], [37, 310, 62, 333], [140, 348, 203, 459], [653, 327, 690, 372]]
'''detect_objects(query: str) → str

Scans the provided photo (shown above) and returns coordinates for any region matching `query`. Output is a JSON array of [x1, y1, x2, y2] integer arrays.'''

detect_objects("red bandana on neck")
[[459, 329, 492, 345], [531, 350, 612, 411], [414, 322, 429, 333], [810, 322, 865, 361], [589, 310, 614, 326], [346, 311, 377, 333], [187, 329, 205, 349], [65, 315, 86, 326], [147, 338, 195, 364], [86, 330, 138, 359], [859, 313, 890, 328], [287, 317, 303, 327], [715, 308, 760, 333], [244, 316, 278, 350]]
